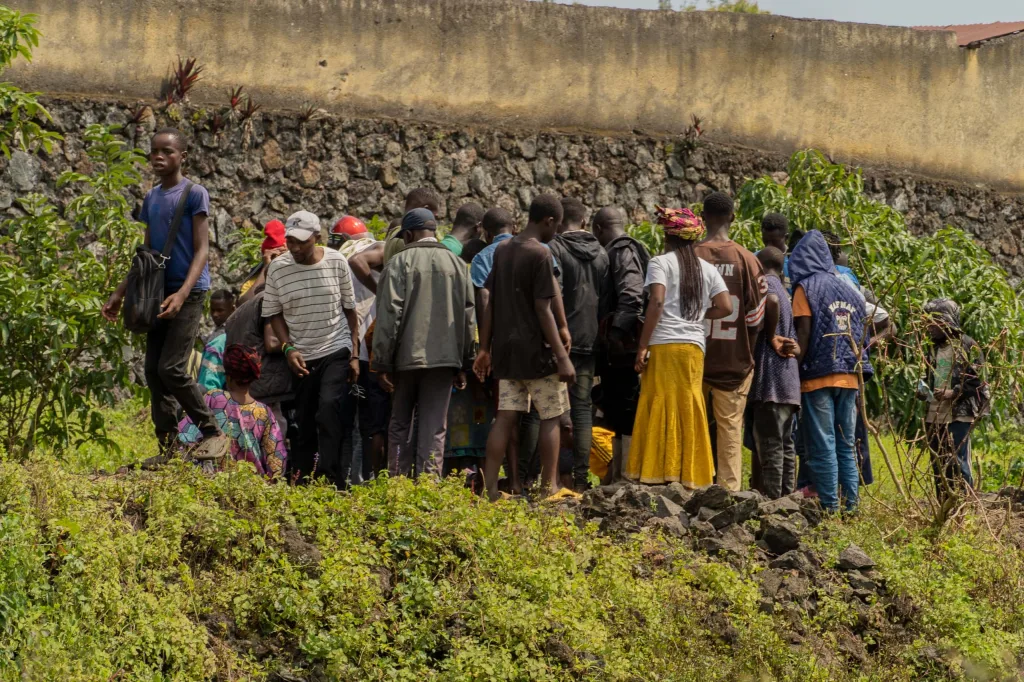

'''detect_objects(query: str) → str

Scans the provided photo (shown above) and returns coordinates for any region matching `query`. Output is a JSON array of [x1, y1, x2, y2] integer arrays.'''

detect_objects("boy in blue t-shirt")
[[103, 128, 225, 461]]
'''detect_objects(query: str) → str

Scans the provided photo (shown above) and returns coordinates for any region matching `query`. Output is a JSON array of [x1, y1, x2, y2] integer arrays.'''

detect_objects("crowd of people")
[[101, 127, 988, 509]]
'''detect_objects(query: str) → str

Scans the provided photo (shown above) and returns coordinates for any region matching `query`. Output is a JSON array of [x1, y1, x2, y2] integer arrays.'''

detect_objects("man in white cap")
[[263, 210, 359, 487]]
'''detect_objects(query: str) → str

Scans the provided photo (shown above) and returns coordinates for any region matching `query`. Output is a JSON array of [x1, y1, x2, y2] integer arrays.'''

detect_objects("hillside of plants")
[[3, 6, 1024, 681]]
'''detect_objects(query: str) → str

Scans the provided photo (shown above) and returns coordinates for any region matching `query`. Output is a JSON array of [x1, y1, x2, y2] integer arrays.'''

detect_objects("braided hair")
[[665, 235, 705, 320], [223, 344, 262, 385]]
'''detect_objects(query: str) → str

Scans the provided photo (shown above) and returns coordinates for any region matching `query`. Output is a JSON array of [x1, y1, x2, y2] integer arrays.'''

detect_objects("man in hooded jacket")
[[592, 206, 649, 482], [789, 230, 868, 513], [547, 198, 609, 490]]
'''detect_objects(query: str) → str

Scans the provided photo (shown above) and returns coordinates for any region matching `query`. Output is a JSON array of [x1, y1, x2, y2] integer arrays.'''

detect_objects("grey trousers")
[[752, 402, 798, 500], [387, 368, 456, 478]]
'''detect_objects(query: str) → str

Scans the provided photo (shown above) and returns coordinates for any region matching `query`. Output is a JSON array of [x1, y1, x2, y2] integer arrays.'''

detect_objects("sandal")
[[191, 434, 229, 461]]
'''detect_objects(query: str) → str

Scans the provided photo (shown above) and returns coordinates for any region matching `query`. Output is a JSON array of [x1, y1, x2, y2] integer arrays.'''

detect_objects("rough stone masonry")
[[2, 98, 1022, 288]]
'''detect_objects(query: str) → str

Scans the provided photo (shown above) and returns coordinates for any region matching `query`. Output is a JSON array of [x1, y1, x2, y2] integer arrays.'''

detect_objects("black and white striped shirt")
[[263, 248, 356, 361]]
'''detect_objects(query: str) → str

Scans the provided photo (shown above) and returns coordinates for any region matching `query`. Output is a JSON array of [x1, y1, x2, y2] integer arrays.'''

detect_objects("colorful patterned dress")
[[177, 390, 287, 478]]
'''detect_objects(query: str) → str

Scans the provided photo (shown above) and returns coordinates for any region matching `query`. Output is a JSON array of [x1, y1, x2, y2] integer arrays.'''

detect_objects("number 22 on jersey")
[[704, 295, 740, 340]]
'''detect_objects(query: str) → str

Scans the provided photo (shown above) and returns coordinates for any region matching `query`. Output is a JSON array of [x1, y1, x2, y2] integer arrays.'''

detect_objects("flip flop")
[[544, 488, 583, 503]]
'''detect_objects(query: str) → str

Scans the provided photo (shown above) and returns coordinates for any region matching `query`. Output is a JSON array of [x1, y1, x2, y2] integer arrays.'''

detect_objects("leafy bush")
[[680, 0, 769, 12], [221, 223, 265, 277], [5, 428, 1024, 681], [733, 150, 1024, 433], [0, 126, 143, 458], [0, 7, 60, 156], [626, 220, 662, 257]]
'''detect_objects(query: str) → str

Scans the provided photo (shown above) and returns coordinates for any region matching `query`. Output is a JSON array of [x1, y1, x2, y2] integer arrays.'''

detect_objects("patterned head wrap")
[[923, 298, 962, 335], [655, 206, 706, 241], [223, 344, 262, 385]]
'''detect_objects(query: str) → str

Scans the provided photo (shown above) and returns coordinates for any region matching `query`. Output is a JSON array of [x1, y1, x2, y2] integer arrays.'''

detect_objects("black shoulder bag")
[[121, 181, 193, 334]]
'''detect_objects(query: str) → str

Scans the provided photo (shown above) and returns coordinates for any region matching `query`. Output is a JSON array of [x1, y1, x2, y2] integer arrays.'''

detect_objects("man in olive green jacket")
[[372, 208, 476, 478]]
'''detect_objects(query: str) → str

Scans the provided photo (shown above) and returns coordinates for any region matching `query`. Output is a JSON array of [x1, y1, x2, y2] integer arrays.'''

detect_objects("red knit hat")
[[261, 220, 285, 252]]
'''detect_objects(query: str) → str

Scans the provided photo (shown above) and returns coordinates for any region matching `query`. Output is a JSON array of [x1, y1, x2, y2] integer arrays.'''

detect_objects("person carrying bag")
[[102, 127, 227, 464]]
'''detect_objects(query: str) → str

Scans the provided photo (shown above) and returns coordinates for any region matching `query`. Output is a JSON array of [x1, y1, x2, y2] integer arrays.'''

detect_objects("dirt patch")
[[279, 523, 324, 573]]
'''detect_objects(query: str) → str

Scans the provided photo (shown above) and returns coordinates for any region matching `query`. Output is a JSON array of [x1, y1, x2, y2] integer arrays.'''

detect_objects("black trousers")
[[598, 364, 640, 437], [143, 290, 217, 440], [291, 347, 356, 487]]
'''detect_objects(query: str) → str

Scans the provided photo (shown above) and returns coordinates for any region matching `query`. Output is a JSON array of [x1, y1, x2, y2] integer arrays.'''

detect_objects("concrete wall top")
[[6, 0, 1023, 190]]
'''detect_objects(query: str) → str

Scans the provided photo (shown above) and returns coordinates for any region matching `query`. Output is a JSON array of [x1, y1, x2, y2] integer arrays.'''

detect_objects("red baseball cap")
[[331, 215, 368, 238], [261, 220, 285, 252]]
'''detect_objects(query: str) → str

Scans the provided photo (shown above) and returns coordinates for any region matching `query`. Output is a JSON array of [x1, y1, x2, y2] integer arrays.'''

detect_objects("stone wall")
[[3, 98, 1022, 287], [9, 0, 1024, 191]]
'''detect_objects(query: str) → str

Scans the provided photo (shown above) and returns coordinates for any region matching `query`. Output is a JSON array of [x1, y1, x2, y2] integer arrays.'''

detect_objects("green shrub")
[[0, 126, 143, 458], [632, 150, 1024, 436], [736, 151, 1024, 435], [0, 7, 60, 156], [0, 453, 941, 681]]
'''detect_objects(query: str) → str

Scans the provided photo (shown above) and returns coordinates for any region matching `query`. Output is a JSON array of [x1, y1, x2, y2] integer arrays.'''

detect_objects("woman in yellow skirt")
[[625, 208, 733, 487]]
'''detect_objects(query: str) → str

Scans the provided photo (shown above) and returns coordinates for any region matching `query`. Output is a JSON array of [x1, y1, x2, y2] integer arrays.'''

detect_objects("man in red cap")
[[238, 219, 287, 305], [331, 215, 390, 481], [328, 215, 370, 250]]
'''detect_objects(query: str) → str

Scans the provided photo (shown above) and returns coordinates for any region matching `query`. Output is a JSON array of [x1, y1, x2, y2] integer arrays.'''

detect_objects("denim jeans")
[[800, 386, 859, 511], [518, 408, 541, 484]]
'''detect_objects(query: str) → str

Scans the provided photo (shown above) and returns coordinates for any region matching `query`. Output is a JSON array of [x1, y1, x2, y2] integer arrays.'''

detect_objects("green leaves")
[[626, 220, 663, 256], [0, 124, 144, 458], [734, 149, 1024, 437], [0, 10, 59, 157]]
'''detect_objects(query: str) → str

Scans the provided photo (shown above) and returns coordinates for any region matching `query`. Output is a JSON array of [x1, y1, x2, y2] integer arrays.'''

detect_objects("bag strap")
[[161, 180, 194, 259]]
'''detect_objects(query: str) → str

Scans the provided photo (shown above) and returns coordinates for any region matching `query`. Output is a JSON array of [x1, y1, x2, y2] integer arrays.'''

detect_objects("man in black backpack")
[[103, 128, 226, 461], [592, 206, 649, 482]]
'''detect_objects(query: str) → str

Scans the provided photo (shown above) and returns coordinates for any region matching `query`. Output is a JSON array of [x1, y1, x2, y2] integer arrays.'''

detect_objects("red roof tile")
[[913, 21, 1024, 47]]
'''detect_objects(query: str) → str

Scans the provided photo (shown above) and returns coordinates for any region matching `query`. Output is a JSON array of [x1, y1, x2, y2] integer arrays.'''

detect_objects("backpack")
[[224, 289, 295, 403], [121, 181, 192, 334]]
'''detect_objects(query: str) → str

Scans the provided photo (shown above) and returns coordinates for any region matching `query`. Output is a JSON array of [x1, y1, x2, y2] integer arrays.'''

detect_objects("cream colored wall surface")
[[7, 0, 1024, 189]]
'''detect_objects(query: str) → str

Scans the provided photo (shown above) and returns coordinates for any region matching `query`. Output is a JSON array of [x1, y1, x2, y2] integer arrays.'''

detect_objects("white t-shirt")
[[338, 238, 380, 362], [644, 253, 728, 351], [262, 247, 357, 361]]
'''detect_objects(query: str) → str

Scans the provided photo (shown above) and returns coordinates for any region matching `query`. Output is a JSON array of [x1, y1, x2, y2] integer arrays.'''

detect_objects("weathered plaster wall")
[[4, 99, 1021, 291], [6, 0, 1024, 190]]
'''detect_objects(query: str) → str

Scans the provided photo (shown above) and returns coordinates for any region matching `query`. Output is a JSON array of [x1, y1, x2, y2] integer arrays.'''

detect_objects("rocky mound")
[[575, 482, 901, 665]]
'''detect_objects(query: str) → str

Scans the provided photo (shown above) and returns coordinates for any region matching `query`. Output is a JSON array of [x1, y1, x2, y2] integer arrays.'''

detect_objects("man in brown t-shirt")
[[695, 192, 767, 491], [474, 195, 575, 501]]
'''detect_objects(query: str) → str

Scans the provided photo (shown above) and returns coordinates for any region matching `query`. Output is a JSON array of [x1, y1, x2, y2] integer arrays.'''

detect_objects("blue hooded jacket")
[[789, 231, 869, 382]]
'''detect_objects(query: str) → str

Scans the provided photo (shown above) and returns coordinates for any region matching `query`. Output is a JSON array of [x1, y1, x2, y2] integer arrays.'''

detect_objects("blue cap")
[[401, 208, 437, 232]]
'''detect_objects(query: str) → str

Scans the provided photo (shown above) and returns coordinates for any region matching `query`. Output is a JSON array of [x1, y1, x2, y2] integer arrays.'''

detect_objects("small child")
[[178, 344, 287, 479], [198, 289, 236, 391], [749, 247, 801, 499]]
